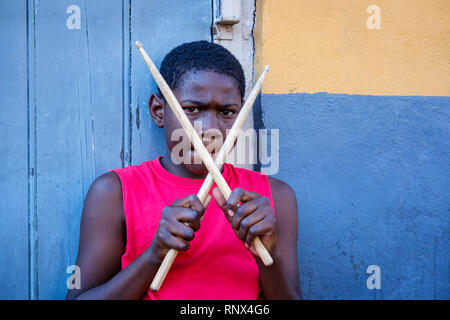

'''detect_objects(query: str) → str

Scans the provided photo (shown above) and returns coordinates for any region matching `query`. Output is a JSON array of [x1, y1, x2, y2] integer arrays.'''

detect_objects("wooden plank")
[[130, 0, 213, 165], [0, 0, 30, 299], [34, 0, 123, 299]]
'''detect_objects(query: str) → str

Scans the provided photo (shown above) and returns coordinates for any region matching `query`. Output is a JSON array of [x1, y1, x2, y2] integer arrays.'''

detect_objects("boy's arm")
[[65, 172, 158, 299], [66, 172, 206, 300], [212, 177, 302, 300], [261, 176, 302, 299]]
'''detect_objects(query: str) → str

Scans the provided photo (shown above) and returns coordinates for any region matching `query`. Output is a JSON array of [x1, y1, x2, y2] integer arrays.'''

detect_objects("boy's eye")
[[220, 109, 235, 116], [183, 106, 200, 114]]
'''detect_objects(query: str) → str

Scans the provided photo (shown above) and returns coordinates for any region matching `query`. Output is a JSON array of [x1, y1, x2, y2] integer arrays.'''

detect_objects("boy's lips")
[[190, 149, 216, 155], [188, 149, 217, 163]]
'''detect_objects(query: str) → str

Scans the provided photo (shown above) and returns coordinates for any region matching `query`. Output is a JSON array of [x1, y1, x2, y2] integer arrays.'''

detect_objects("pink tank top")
[[111, 157, 275, 300]]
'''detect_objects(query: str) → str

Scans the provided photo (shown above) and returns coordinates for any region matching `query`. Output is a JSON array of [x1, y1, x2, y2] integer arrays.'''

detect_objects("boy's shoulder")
[[267, 176, 295, 196], [226, 164, 297, 203], [228, 166, 298, 220], [267, 176, 298, 214], [266, 176, 298, 227], [226, 163, 267, 177], [112, 159, 154, 174]]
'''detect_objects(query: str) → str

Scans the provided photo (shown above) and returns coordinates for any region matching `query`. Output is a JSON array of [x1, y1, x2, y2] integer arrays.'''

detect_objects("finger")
[[245, 219, 275, 246], [160, 232, 190, 251], [175, 208, 201, 231], [200, 194, 211, 222], [212, 187, 228, 213], [245, 241, 259, 257], [168, 222, 195, 242], [237, 210, 266, 242], [172, 194, 205, 216], [230, 200, 259, 230], [170, 237, 191, 251], [227, 188, 260, 215], [203, 194, 212, 209], [213, 187, 235, 219]]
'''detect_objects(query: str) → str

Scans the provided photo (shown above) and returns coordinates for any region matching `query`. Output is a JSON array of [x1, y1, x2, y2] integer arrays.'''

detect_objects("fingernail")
[[244, 243, 249, 248], [227, 209, 234, 217]]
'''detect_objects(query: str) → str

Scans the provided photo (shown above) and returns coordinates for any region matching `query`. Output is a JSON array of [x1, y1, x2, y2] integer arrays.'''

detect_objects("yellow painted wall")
[[255, 0, 450, 96]]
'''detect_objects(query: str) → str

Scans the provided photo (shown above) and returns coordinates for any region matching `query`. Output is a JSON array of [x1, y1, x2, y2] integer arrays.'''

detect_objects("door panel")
[[0, 0, 212, 299]]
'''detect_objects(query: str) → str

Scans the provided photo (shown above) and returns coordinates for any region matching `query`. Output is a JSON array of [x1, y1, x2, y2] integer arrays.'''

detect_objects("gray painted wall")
[[261, 93, 449, 299]]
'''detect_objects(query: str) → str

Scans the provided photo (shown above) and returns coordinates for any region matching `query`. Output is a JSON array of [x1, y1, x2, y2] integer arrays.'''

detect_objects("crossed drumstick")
[[135, 41, 272, 291]]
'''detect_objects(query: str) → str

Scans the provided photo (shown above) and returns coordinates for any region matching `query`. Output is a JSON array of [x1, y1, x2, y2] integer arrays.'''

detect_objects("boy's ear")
[[149, 93, 165, 128]]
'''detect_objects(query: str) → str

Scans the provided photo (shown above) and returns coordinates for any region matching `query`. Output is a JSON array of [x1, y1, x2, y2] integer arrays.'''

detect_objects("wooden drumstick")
[[135, 41, 273, 289], [150, 66, 271, 291]]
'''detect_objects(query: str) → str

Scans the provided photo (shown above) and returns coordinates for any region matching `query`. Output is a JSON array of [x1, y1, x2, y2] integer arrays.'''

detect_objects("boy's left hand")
[[212, 187, 277, 258]]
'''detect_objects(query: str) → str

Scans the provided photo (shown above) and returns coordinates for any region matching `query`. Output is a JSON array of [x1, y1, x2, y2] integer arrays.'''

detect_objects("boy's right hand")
[[146, 194, 211, 265]]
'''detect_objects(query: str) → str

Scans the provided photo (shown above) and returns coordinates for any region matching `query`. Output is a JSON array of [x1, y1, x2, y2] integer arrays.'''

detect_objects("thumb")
[[200, 194, 211, 222], [212, 187, 226, 209], [212, 187, 239, 239], [203, 193, 212, 209], [212, 187, 234, 217]]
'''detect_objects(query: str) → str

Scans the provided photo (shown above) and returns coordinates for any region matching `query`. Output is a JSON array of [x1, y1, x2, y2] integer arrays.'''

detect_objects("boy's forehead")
[[176, 70, 241, 102]]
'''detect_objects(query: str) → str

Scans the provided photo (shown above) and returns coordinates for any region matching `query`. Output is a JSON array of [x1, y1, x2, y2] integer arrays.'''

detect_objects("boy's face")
[[149, 70, 243, 177]]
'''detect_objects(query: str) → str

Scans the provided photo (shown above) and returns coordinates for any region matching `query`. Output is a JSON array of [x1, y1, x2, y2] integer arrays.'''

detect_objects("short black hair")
[[159, 40, 245, 100]]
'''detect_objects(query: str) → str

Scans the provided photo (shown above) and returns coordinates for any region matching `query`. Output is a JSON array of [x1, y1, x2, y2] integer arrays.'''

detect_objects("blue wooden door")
[[0, 0, 212, 299]]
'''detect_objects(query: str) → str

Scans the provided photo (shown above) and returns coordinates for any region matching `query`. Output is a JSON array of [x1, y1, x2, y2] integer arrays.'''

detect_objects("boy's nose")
[[194, 112, 223, 145], [200, 110, 219, 132]]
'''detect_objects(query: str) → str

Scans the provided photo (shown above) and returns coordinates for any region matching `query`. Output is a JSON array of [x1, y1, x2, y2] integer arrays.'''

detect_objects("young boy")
[[66, 41, 301, 300]]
